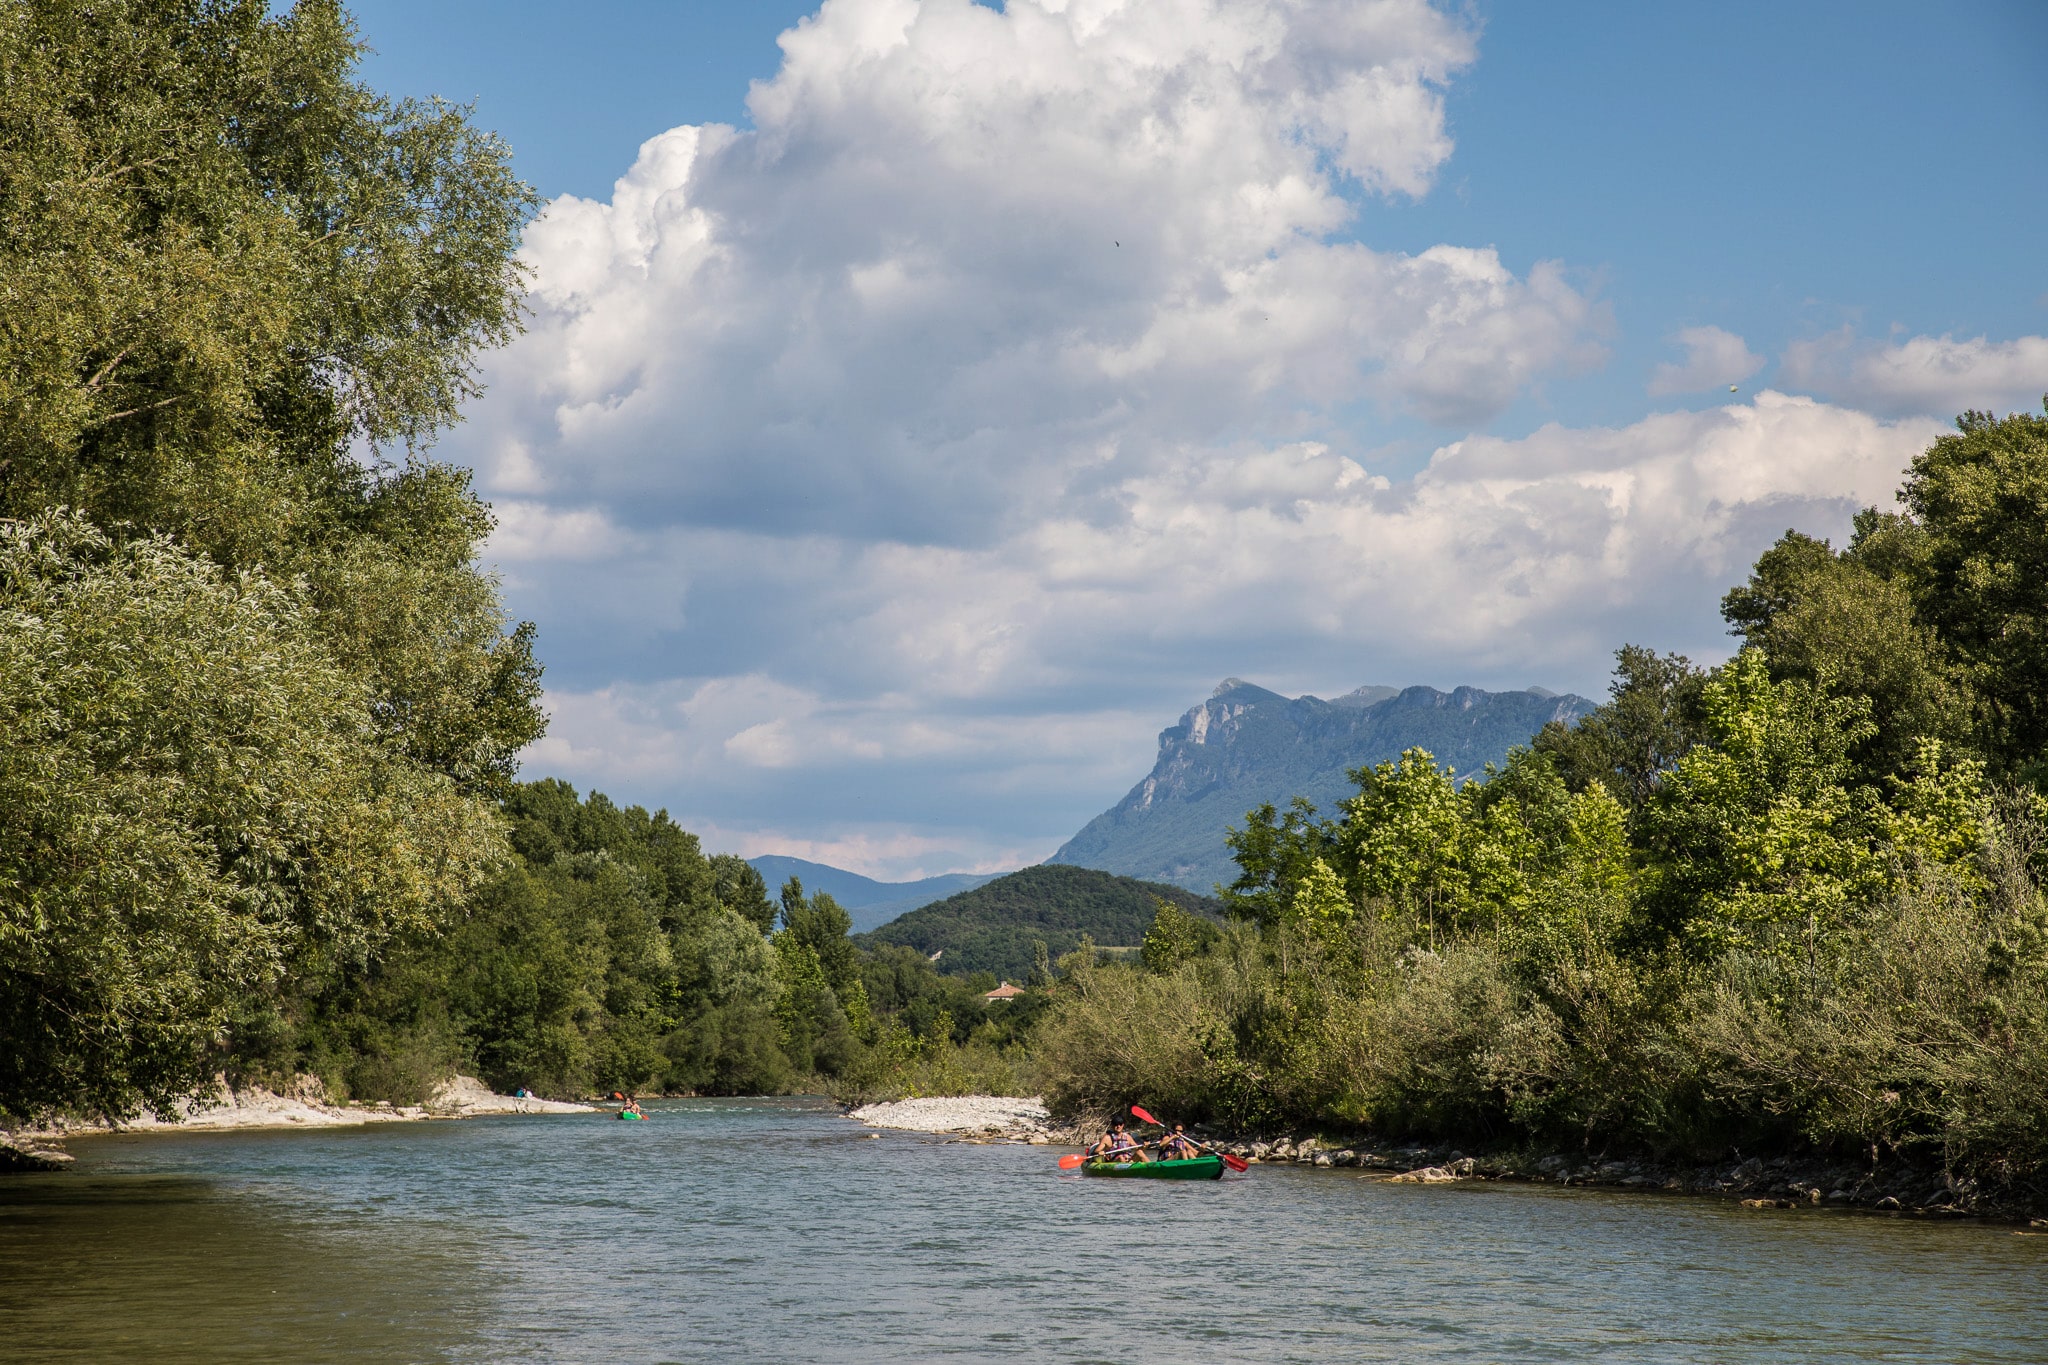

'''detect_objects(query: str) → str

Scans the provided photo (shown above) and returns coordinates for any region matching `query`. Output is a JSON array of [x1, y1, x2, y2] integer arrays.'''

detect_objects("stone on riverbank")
[[0, 1136, 73, 1172], [1389, 1165, 1461, 1183]]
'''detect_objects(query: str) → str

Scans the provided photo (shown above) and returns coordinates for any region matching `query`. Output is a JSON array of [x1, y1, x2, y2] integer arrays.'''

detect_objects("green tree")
[[1722, 526, 1970, 781], [1533, 645, 1705, 815], [710, 854, 776, 933], [1896, 406, 2048, 782], [779, 881, 859, 998], [0, 0, 545, 795], [1142, 899, 1222, 971], [1637, 650, 1882, 959], [1336, 748, 1469, 942], [1223, 797, 1337, 925], [0, 513, 501, 1120]]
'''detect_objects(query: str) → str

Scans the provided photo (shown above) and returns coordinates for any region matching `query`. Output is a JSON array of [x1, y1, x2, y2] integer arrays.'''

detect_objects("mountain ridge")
[[1050, 680, 1596, 892]]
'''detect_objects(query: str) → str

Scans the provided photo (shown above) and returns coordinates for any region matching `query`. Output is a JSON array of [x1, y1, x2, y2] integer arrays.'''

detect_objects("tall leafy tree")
[[1721, 526, 1971, 781], [1533, 646, 1706, 815], [1637, 650, 1882, 959], [1896, 407, 2048, 782], [0, 1, 545, 1117], [0, 0, 544, 794]]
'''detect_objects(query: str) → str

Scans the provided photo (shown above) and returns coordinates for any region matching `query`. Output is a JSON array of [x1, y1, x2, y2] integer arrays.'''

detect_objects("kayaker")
[[620, 1097, 643, 1119], [1095, 1119, 1144, 1163], [1157, 1123, 1200, 1161]]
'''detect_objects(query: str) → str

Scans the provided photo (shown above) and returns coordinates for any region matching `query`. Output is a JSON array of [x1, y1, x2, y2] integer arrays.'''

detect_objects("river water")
[[2, 1096, 2043, 1362]]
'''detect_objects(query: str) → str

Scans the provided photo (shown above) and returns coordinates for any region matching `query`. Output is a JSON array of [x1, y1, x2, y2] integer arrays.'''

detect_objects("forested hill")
[[1052, 680, 1595, 892], [857, 865, 1221, 982]]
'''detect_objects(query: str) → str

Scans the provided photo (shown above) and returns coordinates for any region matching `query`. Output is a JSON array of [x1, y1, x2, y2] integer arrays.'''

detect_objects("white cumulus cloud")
[[501, 392, 1941, 876], [1648, 325, 1765, 395], [452, 0, 1605, 554], [444, 0, 1956, 878], [1781, 328, 2048, 417]]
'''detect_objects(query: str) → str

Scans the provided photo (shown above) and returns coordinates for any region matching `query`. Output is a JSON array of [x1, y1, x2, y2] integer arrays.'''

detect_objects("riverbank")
[[843, 1097, 2041, 1221], [1, 1074, 593, 1171], [1183, 1126, 2044, 1222]]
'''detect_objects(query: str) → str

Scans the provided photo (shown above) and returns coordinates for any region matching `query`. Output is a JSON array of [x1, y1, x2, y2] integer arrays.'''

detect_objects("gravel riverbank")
[[846, 1096, 1075, 1143], [1, 1074, 594, 1171], [1183, 1128, 2044, 1221]]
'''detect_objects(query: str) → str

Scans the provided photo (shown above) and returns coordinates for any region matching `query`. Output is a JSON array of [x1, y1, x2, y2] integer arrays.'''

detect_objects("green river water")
[[2, 1096, 2043, 1362]]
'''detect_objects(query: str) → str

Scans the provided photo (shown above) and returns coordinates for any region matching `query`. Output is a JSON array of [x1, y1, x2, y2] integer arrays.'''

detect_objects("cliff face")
[[1049, 679, 1595, 893]]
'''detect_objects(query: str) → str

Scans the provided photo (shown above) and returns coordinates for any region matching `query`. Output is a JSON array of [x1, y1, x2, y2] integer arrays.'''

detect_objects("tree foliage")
[[0, 513, 500, 1120]]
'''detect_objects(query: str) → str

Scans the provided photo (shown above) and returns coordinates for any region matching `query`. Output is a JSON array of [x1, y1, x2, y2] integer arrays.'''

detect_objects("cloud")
[[441, 1, 1951, 879], [500, 392, 1941, 877], [1781, 328, 2048, 417], [1648, 325, 1764, 395], [452, 0, 1606, 555]]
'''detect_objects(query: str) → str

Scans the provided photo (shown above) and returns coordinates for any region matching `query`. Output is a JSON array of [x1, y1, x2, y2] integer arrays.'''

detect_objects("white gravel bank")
[[427, 1074, 593, 1117], [848, 1096, 1051, 1136], [15, 1073, 591, 1141]]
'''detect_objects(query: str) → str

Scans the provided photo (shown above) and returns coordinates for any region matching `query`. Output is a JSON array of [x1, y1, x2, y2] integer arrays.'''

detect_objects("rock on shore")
[[1196, 1131, 2037, 1219]]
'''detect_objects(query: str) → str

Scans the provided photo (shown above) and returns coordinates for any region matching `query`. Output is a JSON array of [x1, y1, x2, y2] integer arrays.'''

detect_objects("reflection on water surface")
[[3, 1097, 2043, 1363]]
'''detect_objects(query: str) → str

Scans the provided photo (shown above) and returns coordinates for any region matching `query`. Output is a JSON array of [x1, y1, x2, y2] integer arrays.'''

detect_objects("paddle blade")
[[1221, 1152, 1250, 1172], [1130, 1104, 1160, 1127], [1058, 1153, 1088, 1170]]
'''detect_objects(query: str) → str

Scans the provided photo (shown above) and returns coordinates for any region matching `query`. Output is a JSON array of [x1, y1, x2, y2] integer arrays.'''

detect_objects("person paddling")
[[1157, 1123, 1200, 1161], [1094, 1119, 1145, 1163]]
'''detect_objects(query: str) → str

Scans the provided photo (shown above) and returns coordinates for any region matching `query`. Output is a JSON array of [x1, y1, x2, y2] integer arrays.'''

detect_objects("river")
[[2, 1096, 2042, 1362]]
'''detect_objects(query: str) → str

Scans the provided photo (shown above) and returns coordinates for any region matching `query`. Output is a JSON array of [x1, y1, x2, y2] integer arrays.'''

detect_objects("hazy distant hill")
[[857, 864, 1221, 982], [1050, 679, 1596, 893], [745, 855, 1001, 934]]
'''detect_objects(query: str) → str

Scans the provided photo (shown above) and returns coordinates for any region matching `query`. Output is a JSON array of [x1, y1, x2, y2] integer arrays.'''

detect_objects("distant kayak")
[[1081, 1154, 1224, 1180], [617, 1111, 646, 1121]]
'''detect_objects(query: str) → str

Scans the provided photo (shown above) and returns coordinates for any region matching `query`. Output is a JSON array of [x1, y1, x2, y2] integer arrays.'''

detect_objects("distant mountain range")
[[1048, 678, 1596, 893], [751, 677, 1593, 934], [857, 864, 1221, 982], [745, 855, 1001, 935]]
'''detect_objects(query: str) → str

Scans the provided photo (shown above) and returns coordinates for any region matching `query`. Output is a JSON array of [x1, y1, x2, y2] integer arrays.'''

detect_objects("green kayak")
[[1081, 1155, 1225, 1180]]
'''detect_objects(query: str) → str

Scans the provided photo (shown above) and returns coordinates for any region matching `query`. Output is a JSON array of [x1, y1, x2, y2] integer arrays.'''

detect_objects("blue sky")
[[340, 0, 2047, 877]]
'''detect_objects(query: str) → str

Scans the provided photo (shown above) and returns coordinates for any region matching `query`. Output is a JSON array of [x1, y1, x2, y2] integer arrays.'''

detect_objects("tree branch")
[[94, 396, 181, 424]]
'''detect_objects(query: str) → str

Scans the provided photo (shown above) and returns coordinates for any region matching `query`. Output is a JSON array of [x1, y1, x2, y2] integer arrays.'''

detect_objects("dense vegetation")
[[1035, 406, 2048, 1201], [859, 865, 1221, 981], [235, 780, 1034, 1103]]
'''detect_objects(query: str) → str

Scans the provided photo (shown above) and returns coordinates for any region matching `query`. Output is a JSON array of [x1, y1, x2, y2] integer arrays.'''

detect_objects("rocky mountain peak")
[[1054, 678, 1596, 892]]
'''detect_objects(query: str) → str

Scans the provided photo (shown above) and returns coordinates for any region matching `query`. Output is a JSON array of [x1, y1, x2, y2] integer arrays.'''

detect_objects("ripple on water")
[[3, 1098, 2045, 1362]]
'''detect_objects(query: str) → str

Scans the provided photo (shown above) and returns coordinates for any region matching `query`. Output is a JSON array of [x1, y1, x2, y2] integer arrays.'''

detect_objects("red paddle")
[[1131, 1104, 1250, 1171]]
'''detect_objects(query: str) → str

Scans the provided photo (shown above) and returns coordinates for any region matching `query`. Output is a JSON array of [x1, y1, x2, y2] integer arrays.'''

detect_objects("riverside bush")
[[1037, 844, 2048, 1196]]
